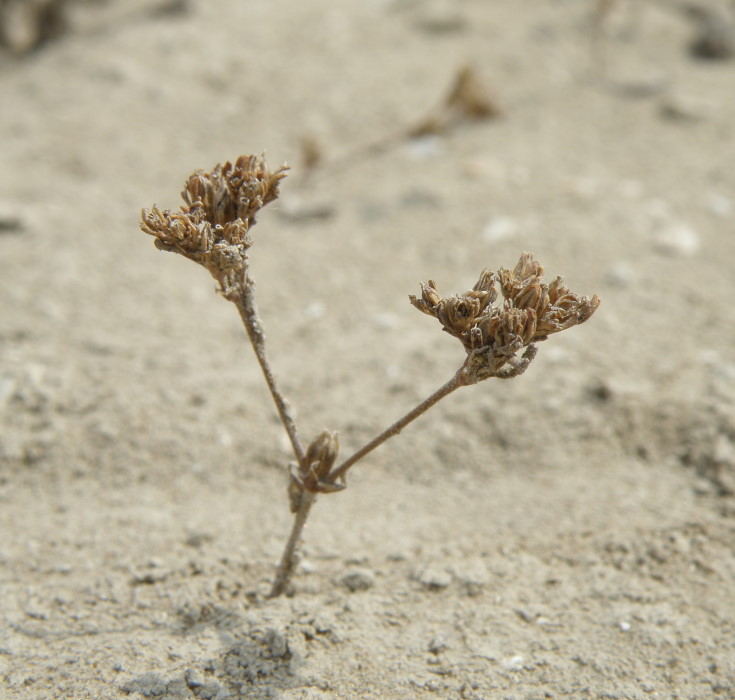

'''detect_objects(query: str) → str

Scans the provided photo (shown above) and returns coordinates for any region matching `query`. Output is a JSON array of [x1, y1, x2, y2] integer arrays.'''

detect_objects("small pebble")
[[415, 565, 452, 590], [406, 135, 442, 159], [372, 312, 399, 330], [707, 192, 733, 218], [340, 568, 375, 592], [299, 558, 317, 575], [304, 301, 326, 320], [481, 216, 517, 243], [451, 557, 490, 587], [0, 207, 25, 234], [428, 635, 448, 654], [184, 668, 204, 688], [265, 627, 289, 658], [604, 261, 634, 288], [502, 654, 525, 671], [653, 223, 701, 257], [413, 0, 465, 33]]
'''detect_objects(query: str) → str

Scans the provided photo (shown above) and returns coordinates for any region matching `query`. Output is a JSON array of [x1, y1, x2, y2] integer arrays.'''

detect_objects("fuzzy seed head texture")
[[410, 252, 600, 381], [140, 155, 288, 295]]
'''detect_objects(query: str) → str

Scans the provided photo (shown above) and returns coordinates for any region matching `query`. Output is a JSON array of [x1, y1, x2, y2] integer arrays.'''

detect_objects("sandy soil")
[[2, 1, 735, 698]]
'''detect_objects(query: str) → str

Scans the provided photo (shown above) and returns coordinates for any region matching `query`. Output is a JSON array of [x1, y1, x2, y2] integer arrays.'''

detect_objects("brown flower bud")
[[141, 206, 214, 262], [421, 280, 442, 311], [512, 251, 544, 281], [513, 280, 548, 317], [288, 431, 344, 509], [496, 268, 517, 301], [493, 308, 536, 350], [472, 268, 496, 297], [304, 430, 339, 483], [223, 155, 289, 226], [547, 276, 570, 305], [436, 294, 485, 336], [577, 295, 601, 324]]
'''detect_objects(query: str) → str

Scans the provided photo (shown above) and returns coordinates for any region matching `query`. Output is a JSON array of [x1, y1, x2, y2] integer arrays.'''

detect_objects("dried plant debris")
[[0, 0, 193, 56], [141, 155, 600, 597], [684, 3, 735, 60], [299, 134, 324, 173], [409, 65, 502, 138], [299, 65, 500, 177], [0, 205, 24, 234], [592, 0, 735, 65], [0, 0, 67, 54]]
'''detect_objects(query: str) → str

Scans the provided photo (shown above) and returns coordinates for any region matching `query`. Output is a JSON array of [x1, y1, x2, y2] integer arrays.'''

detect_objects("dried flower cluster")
[[140, 154, 600, 597], [288, 430, 343, 513], [410, 252, 600, 382], [140, 155, 288, 297]]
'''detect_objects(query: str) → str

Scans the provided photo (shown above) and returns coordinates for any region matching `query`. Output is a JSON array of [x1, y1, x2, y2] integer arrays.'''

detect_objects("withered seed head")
[[410, 252, 600, 381], [141, 155, 288, 296], [410, 280, 442, 315], [409, 268, 497, 338], [304, 430, 340, 481], [288, 429, 343, 511]]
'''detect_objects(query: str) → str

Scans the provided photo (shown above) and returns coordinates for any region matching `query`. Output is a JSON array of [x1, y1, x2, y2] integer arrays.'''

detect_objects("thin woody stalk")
[[328, 366, 468, 483], [232, 284, 305, 467], [269, 491, 316, 598]]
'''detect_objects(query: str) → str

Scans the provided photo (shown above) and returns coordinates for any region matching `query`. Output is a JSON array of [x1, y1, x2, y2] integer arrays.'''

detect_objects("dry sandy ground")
[[2, 1, 735, 698]]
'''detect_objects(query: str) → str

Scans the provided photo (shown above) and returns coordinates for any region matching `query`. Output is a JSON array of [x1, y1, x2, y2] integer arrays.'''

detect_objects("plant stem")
[[327, 365, 468, 484], [233, 284, 306, 467], [269, 490, 316, 598], [267, 366, 468, 598]]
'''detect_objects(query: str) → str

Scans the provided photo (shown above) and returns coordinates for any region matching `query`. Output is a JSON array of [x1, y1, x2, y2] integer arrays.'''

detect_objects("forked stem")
[[267, 365, 469, 597], [232, 283, 306, 467]]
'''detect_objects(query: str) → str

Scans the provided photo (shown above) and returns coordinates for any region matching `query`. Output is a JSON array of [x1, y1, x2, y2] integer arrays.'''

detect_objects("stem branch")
[[328, 366, 468, 483], [233, 284, 306, 467], [268, 491, 316, 598]]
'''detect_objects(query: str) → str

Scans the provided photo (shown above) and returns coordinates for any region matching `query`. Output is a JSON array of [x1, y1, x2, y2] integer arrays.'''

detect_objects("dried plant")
[[141, 154, 600, 597], [408, 64, 502, 138], [0, 0, 67, 54], [314, 64, 501, 174]]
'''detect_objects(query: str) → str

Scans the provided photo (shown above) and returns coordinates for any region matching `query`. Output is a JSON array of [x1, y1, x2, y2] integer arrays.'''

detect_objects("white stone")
[[481, 216, 517, 243], [707, 192, 733, 218], [605, 261, 634, 287], [653, 223, 701, 257]]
